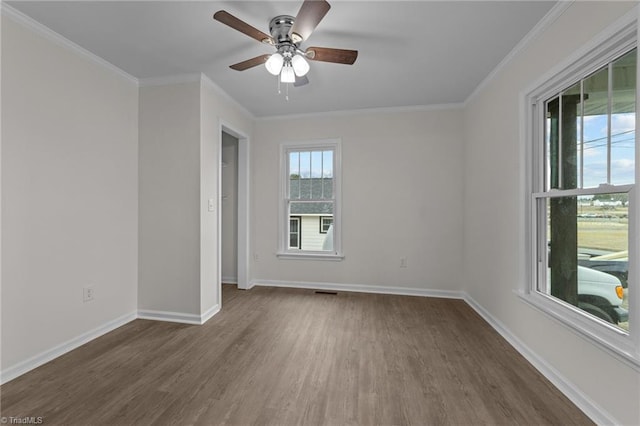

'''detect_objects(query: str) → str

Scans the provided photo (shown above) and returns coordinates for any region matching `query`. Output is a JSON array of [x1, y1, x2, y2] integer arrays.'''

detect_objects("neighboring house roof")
[[290, 178, 333, 215]]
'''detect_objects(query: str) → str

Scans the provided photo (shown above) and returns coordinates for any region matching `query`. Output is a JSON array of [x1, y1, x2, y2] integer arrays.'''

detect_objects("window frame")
[[319, 216, 333, 234], [521, 17, 640, 369], [289, 216, 302, 249], [277, 139, 343, 260]]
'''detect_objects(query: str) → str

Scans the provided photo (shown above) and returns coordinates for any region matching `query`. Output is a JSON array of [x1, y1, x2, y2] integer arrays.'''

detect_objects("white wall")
[[138, 76, 252, 320], [463, 2, 640, 425], [138, 81, 202, 316], [200, 77, 253, 312], [1, 15, 138, 372], [221, 132, 238, 283], [252, 108, 464, 292]]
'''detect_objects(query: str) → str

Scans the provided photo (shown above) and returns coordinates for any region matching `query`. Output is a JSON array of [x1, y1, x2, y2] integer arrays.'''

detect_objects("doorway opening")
[[221, 131, 238, 285], [218, 125, 249, 293]]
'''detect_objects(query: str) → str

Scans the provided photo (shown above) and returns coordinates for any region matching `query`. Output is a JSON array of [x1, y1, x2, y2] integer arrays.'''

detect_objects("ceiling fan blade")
[[306, 47, 358, 65], [294, 75, 309, 87], [290, 0, 331, 42], [213, 10, 274, 45], [230, 54, 271, 71]]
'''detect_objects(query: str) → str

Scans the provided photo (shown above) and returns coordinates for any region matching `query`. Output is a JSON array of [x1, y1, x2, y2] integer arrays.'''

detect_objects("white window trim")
[[277, 139, 343, 260], [520, 10, 640, 371]]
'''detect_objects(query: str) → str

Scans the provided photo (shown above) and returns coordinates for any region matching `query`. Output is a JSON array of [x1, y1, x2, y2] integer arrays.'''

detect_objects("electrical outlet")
[[253, 252, 259, 262], [83, 286, 95, 303], [400, 257, 408, 268]]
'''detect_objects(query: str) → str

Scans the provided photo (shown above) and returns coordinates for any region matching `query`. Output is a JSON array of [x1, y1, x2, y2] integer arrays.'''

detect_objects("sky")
[[289, 150, 333, 179], [546, 112, 636, 190], [580, 112, 635, 188]]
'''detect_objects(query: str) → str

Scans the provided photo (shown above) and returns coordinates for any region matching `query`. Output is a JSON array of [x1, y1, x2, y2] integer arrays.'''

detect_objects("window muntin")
[[534, 48, 636, 333], [280, 140, 341, 258]]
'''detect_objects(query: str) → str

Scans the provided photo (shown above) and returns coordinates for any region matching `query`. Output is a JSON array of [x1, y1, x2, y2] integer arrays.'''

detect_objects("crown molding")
[[256, 102, 464, 121], [464, 0, 574, 106], [1, 3, 138, 85]]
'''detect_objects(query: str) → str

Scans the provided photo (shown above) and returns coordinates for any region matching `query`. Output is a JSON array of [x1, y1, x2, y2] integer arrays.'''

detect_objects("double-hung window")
[[278, 139, 342, 259], [525, 19, 638, 364]]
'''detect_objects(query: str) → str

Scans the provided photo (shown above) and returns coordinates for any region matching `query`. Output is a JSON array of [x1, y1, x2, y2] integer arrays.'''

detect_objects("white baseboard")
[[2, 304, 223, 384], [0, 311, 137, 385], [200, 304, 221, 324], [462, 293, 616, 426], [138, 304, 220, 326], [221, 276, 238, 284], [251, 279, 464, 299]]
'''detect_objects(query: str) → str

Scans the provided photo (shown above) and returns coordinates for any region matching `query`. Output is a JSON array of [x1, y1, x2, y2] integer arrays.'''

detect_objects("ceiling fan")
[[213, 0, 358, 88]]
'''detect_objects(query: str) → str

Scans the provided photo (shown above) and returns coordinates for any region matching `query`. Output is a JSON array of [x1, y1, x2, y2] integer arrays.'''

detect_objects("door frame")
[[219, 123, 250, 292]]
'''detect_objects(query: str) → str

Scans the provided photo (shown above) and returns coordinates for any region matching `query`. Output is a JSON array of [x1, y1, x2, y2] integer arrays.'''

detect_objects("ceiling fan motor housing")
[[269, 15, 300, 46]]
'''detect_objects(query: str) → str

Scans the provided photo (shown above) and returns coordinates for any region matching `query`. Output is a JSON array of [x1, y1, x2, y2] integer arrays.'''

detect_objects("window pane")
[[582, 66, 609, 188], [546, 82, 583, 191], [289, 150, 334, 201], [289, 217, 300, 249], [289, 152, 299, 177], [611, 49, 636, 186], [299, 151, 310, 178], [311, 151, 323, 178], [320, 217, 333, 233], [290, 202, 333, 251], [322, 151, 333, 178], [289, 152, 300, 200], [543, 193, 629, 331]]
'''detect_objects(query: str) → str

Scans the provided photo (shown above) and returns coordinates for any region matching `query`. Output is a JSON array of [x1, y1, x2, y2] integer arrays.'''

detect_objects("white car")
[[549, 266, 628, 324]]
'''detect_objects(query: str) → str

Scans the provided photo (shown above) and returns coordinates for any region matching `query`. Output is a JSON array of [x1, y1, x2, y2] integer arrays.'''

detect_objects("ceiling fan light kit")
[[291, 54, 310, 77], [213, 0, 358, 95], [280, 63, 296, 83], [265, 53, 284, 75]]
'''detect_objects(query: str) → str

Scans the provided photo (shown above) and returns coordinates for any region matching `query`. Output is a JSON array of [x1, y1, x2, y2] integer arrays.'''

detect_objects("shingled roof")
[[290, 178, 333, 215]]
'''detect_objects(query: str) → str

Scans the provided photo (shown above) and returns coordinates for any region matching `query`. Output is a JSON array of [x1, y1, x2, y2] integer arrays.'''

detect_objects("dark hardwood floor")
[[1, 285, 592, 425]]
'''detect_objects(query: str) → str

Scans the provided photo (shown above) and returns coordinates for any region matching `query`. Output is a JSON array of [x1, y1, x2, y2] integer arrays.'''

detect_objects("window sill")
[[516, 290, 640, 372], [276, 252, 344, 261]]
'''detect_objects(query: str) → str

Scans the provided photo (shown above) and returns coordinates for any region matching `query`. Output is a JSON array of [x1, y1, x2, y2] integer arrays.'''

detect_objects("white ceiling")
[[6, 1, 556, 117]]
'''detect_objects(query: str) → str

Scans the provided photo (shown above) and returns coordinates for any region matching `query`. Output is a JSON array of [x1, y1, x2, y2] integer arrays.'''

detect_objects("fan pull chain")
[[275, 75, 290, 101]]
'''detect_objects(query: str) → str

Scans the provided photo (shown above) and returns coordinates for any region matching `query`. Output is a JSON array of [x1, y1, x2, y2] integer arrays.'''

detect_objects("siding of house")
[[300, 215, 329, 251]]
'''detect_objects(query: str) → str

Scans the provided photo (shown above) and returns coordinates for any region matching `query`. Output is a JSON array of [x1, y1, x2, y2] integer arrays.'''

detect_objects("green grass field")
[[578, 220, 628, 252]]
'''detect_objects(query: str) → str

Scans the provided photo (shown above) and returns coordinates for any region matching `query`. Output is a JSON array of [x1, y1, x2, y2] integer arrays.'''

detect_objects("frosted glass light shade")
[[280, 64, 295, 83], [291, 54, 310, 77], [265, 53, 284, 75]]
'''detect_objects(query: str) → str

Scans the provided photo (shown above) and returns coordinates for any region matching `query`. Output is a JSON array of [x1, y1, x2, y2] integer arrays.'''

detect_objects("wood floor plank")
[[1, 285, 593, 425]]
